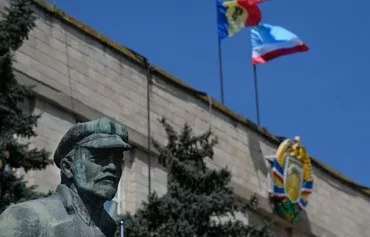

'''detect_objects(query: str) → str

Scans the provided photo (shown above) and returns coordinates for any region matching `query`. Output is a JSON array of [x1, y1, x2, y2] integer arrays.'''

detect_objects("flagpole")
[[120, 221, 125, 237], [217, 37, 225, 104], [253, 64, 260, 125]]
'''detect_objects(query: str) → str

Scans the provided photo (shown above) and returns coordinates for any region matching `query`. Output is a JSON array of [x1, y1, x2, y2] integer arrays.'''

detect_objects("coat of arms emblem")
[[269, 136, 314, 222]]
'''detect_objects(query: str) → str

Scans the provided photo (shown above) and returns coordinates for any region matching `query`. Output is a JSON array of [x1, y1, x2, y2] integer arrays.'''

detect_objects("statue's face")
[[71, 147, 124, 200]]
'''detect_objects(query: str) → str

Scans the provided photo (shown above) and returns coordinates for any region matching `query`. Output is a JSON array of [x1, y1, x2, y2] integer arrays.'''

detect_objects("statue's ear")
[[60, 157, 74, 179]]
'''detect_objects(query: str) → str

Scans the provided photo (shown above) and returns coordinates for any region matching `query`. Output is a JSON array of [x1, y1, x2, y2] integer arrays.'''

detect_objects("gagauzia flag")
[[251, 23, 309, 64], [217, 0, 263, 40]]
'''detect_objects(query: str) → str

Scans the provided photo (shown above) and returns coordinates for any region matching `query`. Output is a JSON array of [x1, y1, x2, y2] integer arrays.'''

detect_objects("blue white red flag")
[[251, 23, 309, 64]]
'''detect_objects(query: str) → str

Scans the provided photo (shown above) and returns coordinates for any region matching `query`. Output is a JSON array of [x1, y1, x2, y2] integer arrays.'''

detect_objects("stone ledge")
[[15, 70, 150, 152]]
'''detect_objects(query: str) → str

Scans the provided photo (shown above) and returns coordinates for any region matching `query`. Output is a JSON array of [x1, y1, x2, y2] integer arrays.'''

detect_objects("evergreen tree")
[[120, 118, 273, 237], [0, 0, 51, 213]]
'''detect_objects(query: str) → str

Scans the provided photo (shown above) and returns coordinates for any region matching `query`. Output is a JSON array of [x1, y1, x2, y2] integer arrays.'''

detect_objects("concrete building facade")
[[4, 1, 370, 236]]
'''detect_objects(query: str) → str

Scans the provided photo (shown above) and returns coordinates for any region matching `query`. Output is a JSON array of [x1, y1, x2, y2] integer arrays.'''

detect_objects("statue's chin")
[[92, 186, 117, 201], [76, 184, 117, 201]]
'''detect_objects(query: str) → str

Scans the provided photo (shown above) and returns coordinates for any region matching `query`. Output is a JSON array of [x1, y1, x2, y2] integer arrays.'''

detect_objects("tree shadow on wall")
[[247, 132, 268, 179]]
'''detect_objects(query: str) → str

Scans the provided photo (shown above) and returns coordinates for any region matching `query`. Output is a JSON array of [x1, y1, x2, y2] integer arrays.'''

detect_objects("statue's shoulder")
[[0, 200, 44, 236], [1, 194, 59, 220], [0, 194, 62, 223], [0, 194, 65, 237]]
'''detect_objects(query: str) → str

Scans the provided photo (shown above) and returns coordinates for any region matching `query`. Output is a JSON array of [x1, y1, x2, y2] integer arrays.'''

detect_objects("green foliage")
[[274, 198, 301, 223], [0, 0, 51, 213], [119, 118, 273, 237]]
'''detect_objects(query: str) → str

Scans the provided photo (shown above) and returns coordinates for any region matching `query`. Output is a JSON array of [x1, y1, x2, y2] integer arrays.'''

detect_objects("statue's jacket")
[[0, 184, 116, 237]]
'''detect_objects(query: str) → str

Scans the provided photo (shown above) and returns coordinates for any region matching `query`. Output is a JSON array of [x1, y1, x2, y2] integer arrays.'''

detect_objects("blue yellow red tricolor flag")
[[217, 0, 263, 40]]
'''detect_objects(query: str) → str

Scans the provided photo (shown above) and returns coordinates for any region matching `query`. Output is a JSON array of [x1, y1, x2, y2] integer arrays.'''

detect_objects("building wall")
[[25, 98, 75, 193], [6, 2, 370, 236]]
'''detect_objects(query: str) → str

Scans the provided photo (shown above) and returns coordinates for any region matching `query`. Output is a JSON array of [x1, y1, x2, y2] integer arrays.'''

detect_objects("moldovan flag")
[[251, 23, 309, 64], [218, 0, 263, 40]]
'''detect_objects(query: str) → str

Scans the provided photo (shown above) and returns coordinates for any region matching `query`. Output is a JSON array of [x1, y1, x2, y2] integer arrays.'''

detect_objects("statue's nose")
[[102, 156, 118, 172]]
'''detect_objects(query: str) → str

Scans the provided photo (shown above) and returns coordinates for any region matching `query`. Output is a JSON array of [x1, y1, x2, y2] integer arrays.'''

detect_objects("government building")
[[6, 0, 370, 236]]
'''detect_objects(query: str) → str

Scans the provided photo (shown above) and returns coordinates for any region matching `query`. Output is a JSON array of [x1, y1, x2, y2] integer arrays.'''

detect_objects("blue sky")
[[48, 0, 370, 186]]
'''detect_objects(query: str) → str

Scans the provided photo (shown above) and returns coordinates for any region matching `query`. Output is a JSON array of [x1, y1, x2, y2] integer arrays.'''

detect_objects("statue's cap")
[[53, 117, 131, 168]]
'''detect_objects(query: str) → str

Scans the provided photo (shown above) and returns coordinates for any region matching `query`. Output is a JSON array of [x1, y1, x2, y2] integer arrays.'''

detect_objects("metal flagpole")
[[253, 64, 261, 125], [217, 37, 225, 104], [120, 220, 125, 237], [215, 0, 225, 104]]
